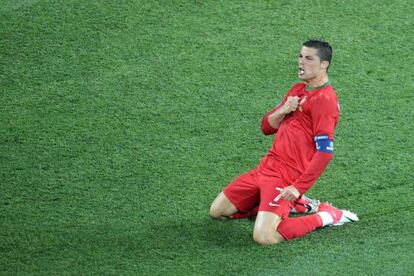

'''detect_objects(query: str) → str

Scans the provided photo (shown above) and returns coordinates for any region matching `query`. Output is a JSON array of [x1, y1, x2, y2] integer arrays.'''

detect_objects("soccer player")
[[209, 39, 358, 245]]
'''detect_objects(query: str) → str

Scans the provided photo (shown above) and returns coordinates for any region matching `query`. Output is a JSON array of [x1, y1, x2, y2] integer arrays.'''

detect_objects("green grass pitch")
[[1, 0, 414, 275]]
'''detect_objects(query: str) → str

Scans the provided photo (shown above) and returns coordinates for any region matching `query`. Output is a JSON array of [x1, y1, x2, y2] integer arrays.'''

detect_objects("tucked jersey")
[[261, 82, 339, 193]]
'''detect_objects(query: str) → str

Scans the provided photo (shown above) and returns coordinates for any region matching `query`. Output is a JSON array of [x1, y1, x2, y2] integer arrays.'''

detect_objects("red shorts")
[[223, 157, 295, 219]]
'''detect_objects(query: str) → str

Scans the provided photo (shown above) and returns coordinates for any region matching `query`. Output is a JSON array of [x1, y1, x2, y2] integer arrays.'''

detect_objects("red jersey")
[[261, 82, 339, 193]]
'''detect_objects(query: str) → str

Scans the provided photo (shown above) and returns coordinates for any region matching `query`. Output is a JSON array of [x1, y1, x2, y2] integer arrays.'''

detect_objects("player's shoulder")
[[287, 82, 307, 95], [314, 84, 338, 103], [291, 82, 307, 91]]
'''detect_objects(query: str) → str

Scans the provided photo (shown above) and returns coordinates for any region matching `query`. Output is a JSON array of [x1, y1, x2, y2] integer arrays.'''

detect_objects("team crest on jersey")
[[298, 96, 307, 112]]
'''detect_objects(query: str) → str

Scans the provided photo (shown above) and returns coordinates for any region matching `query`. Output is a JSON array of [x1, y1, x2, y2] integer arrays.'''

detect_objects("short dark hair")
[[303, 39, 333, 68]]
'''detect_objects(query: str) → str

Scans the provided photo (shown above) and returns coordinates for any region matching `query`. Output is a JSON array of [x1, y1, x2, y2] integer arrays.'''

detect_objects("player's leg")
[[231, 205, 259, 219], [253, 207, 325, 245], [252, 182, 293, 245], [253, 202, 359, 244], [277, 202, 359, 241], [276, 213, 324, 240], [253, 211, 285, 245], [250, 176, 357, 244], [245, 168, 358, 244], [209, 171, 260, 220], [209, 192, 238, 220], [227, 194, 320, 219]]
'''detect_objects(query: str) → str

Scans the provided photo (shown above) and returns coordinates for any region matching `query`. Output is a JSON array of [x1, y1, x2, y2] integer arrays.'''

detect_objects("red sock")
[[277, 214, 323, 240], [231, 206, 259, 219]]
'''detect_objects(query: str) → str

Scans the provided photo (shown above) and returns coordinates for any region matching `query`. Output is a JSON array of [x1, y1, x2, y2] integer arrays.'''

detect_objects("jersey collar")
[[306, 80, 331, 91]]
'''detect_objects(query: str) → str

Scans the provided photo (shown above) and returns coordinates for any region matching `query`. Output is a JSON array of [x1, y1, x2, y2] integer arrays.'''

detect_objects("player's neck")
[[305, 74, 329, 88]]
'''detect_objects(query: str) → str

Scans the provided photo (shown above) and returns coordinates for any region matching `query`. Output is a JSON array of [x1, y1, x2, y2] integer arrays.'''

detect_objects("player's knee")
[[209, 204, 224, 220], [209, 193, 236, 220], [252, 232, 274, 245], [253, 229, 284, 245]]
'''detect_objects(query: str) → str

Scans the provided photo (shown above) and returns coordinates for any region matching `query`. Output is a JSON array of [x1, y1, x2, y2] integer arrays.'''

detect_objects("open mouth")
[[298, 67, 305, 75]]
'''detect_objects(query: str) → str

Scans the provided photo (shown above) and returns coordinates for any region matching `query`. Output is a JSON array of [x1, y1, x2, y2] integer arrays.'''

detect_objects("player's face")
[[298, 46, 328, 82]]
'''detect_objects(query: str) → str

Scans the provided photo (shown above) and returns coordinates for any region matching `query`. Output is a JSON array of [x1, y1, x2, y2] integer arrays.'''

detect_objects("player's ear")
[[321, 60, 330, 71]]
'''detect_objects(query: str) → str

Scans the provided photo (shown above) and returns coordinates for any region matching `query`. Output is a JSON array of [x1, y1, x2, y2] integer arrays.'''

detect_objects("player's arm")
[[281, 137, 334, 200], [293, 140, 334, 194], [281, 93, 339, 199], [280, 139, 334, 199], [261, 96, 300, 135]]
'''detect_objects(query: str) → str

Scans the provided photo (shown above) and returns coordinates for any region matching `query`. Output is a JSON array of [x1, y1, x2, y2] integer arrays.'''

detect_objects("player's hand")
[[281, 96, 299, 114], [280, 185, 300, 201]]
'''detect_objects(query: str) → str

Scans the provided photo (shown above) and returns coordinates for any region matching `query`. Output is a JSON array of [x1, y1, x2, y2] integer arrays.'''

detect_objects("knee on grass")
[[209, 205, 227, 220], [253, 229, 285, 245]]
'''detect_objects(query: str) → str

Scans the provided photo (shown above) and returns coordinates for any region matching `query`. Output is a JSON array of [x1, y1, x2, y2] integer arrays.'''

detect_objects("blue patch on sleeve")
[[314, 135, 334, 153]]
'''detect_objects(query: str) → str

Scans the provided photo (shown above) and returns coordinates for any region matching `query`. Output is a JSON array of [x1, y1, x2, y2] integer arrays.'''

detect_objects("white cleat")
[[333, 209, 359, 226], [318, 202, 359, 226]]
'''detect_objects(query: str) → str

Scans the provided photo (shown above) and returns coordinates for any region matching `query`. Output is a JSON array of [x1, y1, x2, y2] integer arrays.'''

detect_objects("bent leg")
[[209, 192, 238, 220], [253, 211, 324, 244], [210, 170, 260, 220], [277, 214, 323, 240], [253, 211, 285, 245]]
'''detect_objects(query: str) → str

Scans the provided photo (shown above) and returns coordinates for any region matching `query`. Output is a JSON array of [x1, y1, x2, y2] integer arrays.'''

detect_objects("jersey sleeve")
[[261, 87, 295, 135], [292, 151, 333, 194], [292, 90, 339, 194], [261, 100, 285, 135], [311, 92, 339, 139]]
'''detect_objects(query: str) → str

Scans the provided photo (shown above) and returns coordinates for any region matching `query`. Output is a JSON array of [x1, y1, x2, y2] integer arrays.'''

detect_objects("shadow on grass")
[[140, 217, 255, 252]]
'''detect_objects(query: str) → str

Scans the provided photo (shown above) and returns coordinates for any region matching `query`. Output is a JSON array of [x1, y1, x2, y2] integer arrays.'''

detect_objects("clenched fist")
[[281, 96, 300, 114]]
